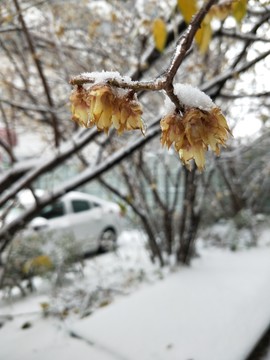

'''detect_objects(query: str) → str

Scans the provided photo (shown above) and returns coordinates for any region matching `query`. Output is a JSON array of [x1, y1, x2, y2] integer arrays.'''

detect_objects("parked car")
[[1, 190, 124, 254]]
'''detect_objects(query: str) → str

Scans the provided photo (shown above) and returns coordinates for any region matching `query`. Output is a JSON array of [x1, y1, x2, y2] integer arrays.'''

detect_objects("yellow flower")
[[87, 84, 115, 133], [160, 112, 185, 148], [70, 85, 144, 135], [115, 96, 145, 135], [160, 107, 231, 171]]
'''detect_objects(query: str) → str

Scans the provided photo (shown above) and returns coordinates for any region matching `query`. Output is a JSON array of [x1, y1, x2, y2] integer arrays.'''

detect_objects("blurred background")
[[0, 1, 270, 358]]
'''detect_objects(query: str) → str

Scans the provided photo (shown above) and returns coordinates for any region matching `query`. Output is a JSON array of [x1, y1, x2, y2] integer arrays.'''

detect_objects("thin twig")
[[218, 29, 270, 43], [220, 91, 270, 99]]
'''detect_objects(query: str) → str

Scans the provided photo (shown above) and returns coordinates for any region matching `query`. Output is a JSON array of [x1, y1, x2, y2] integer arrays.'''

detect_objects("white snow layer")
[[71, 248, 270, 360], [2, 244, 270, 360], [164, 83, 215, 114], [80, 71, 132, 85]]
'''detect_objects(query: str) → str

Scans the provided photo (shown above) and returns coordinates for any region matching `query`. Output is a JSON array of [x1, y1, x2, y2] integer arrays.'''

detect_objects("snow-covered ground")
[[1, 230, 270, 360]]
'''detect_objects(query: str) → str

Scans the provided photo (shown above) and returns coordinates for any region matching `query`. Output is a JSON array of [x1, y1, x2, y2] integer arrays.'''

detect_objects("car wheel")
[[99, 228, 117, 252]]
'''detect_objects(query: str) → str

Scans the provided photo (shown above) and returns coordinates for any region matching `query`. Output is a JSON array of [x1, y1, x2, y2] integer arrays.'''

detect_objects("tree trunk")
[[177, 167, 198, 265]]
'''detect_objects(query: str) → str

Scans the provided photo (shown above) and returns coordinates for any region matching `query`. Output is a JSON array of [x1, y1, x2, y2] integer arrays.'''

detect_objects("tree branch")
[[0, 97, 60, 114], [218, 29, 270, 43], [13, 0, 60, 148], [0, 138, 16, 164]]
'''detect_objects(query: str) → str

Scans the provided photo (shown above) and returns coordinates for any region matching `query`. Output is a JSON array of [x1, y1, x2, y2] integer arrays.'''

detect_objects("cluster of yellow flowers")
[[160, 107, 231, 171], [70, 84, 144, 135], [70, 82, 231, 171]]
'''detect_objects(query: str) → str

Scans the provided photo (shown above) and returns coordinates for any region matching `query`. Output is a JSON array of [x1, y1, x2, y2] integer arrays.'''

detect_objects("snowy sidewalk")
[[71, 248, 270, 360], [1, 247, 270, 360]]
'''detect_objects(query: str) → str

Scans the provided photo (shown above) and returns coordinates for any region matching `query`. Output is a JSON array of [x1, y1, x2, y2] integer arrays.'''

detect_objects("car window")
[[71, 200, 91, 213], [91, 202, 101, 208], [39, 201, 65, 219]]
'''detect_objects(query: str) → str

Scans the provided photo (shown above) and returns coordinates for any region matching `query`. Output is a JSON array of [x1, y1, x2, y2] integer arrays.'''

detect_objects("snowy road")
[[1, 233, 270, 360]]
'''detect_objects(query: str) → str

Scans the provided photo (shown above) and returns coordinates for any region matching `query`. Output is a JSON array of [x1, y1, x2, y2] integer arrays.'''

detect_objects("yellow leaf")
[[88, 20, 101, 39], [209, 2, 234, 21], [232, 0, 247, 23], [177, 0, 198, 23], [177, 0, 211, 53], [152, 18, 167, 52], [40, 302, 50, 311], [195, 17, 212, 54], [56, 25, 65, 37], [23, 255, 53, 274]]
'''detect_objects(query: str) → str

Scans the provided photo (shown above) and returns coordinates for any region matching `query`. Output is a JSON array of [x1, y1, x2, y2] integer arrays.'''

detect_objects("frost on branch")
[[70, 81, 144, 135], [79, 71, 132, 86], [161, 84, 231, 171]]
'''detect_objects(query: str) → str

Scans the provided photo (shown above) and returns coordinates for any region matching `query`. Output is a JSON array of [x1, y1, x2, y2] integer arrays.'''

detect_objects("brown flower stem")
[[69, 76, 164, 92], [163, 83, 185, 114]]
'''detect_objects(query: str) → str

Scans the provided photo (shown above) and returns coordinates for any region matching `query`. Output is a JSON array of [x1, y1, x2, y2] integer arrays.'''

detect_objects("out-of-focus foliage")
[[177, 0, 248, 52], [232, 0, 248, 23], [22, 254, 53, 275], [177, 0, 247, 54], [177, 0, 197, 23], [0, 231, 83, 296], [177, 0, 212, 53]]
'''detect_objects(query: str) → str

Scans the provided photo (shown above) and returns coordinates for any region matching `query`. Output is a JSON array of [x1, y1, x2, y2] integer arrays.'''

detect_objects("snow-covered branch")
[[0, 128, 99, 208], [70, 0, 218, 112]]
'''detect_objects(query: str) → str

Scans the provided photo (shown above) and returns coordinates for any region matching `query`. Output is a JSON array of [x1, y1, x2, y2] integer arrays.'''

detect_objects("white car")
[[1, 190, 124, 254]]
